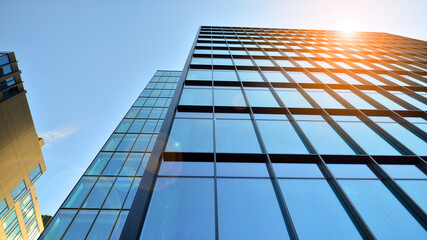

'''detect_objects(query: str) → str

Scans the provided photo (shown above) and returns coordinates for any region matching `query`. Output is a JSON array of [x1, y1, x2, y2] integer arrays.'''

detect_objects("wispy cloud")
[[41, 126, 78, 144]]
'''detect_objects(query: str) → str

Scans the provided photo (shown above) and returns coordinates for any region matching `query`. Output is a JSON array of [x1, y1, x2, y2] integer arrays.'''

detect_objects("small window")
[[273, 163, 323, 178], [29, 165, 42, 183], [12, 181, 27, 201], [328, 164, 377, 178], [216, 162, 269, 177], [159, 161, 214, 177], [238, 71, 263, 82]]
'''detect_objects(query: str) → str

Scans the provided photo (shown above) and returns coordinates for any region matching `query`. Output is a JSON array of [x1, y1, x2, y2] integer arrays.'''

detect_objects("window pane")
[[116, 134, 138, 151], [263, 71, 289, 82], [245, 88, 279, 107], [63, 177, 97, 208], [396, 180, 427, 212], [123, 178, 141, 209], [82, 177, 115, 208], [257, 120, 309, 154], [213, 70, 238, 81], [279, 179, 362, 239], [62, 210, 97, 240], [334, 73, 362, 84], [362, 90, 406, 110], [297, 120, 355, 155], [86, 210, 120, 240], [109, 211, 129, 239], [238, 70, 264, 82], [119, 153, 143, 176], [102, 134, 124, 151], [217, 162, 269, 177], [140, 178, 215, 240], [336, 121, 401, 155], [214, 87, 246, 107], [287, 72, 314, 83], [275, 88, 312, 108], [180, 88, 212, 106], [29, 165, 42, 183], [328, 164, 377, 178], [215, 119, 262, 153], [186, 69, 212, 81], [166, 119, 213, 152], [339, 180, 427, 239], [39, 209, 77, 240], [128, 119, 145, 133], [103, 177, 133, 209], [116, 119, 133, 132], [376, 122, 427, 155], [103, 153, 127, 175], [273, 163, 324, 178], [213, 58, 233, 65], [158, 161, 214, 176], [311, 72, 338, 84], [380, 165, 426, 179], [217, 179, 289, 240], [132, 134, 152, 152], [334, 90, 376, 109], [305, 89, 345, 109]]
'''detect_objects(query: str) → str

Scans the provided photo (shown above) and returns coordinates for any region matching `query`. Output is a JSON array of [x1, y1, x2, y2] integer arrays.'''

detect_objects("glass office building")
[[41, 27, 426, 240]]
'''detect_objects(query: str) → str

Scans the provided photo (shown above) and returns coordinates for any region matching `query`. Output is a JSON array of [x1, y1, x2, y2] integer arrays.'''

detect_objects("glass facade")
[[42, 27, 427, 240]]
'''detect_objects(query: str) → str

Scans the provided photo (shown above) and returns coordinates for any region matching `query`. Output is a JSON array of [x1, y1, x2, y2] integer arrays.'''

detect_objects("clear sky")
[[1, 0, 426, 215]]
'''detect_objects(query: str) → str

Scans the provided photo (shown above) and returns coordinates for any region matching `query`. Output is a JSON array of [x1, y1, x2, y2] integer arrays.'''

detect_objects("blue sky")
[[1, 0, 426, 215]]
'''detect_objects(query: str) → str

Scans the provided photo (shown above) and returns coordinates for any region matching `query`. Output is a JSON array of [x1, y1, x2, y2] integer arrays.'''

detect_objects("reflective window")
[[217, 179, 290, 240], [362, 90, 406, 110], [115, 119, 133, 132], [275, 88, 312, 108], [116, 134, 137, 151], [389, 91, 427, 111], [186, 69, 212, 81], [62, 210, 97, 240], [123, 178, 141, 209], [328, 164, 377, 178], [254, 59, 275, 67], [39, 209, 77, 240], [214, 87, 246, 107], [11, 181, 26, 201], [339, 180, 427, 239], [357, 74, 385, 85], [263, 71, 289, 82], [109, 211, 129, 239], [132, 134, 152, 152], [215, 119, 262, 153], [103, 177, 133, 209], [213, 58, 233, 65], [86, 210, 120, 240], [103, 153, 127, 175], [233, 58, 254, 66], [279, 179, 362, 239], [191, 57, 211, 65], [380, 164, 426, 179], [275, 60, 295, 67], [102, 134, 124, 151], [159, 161, 214, 176], [29, 165, 42, 183], [217, 162, 269, 177], [238, 70, 264, 82], [128, 119, 145, 133], [297, 118, 355, 154], [166, 119, 213, 152], [245, 88, 279, 107], [336, 120, 401, 155], [273, 163, 323, 178], [179, 87, 212, 106], [395, 180, 427, 212], [286, 71, 313, 83], [334, 73, 362, 84], [63, 177, 97, 208], [213, 70, 238, 81], [257, 120, 309, 154], [82, 177, 115, 208], [305, 89, 345, 109], [311, 72, 338, 84], [141, 178, 215, 240], [334, 89, 376, 109], [119, 153, 143, 176]]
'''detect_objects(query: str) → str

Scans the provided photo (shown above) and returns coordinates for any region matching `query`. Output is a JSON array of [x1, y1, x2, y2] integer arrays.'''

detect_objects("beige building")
[[0, 52, 46, 240]]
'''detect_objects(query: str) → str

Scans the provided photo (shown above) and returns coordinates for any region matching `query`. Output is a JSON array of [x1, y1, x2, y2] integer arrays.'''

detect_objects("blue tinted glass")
[[297, 121, 355, 155], [140, 178, 215, 240], [86, 210, 120, 240], [273, 163, 324, 178], [376, 122, 427, 155], [109, 211, 129, 239], [102, 134, 124, 151], [116, 119, 133, 133], [263, 71, 289, 82], [217, 179, 289, 240], [11, 181, 26, 201], [63, 177, 97, 208], [305, 89, 345, 109], [123, 178, 141, 209], [257, 120, 309, 154], [279, 179, 362, 239], [337, 121, 400, 155], [213, 58, 233, 65], [191, 57, 211, 65], [215, 119, 262, 153], [103, 153, 127, 175], [82, 177, 114, 208], [214, 88, 246, 107], [186, 69, 212, 81], [158, 161, 214, 176], [103, 177, 133, 209], [128, 119, 145, 133], [234, 58, 254, 66], [287, 72, 314, 83], [380, 165, 426, 179], [339, 180, 427, 239], [276, 89, 312, 108], [39, 209, 77, 240], [217, 162, 269, 177], [0, 199, 7, 218], [362, 90, 406, 110], [245, 88, 280, 107], [86, 152, 113, 175], [328, 164, 376, 178], [136, 153, 151, 176], [132, 134, 152, 152], [62, 210, 97, 240], [396, 180, 427, 212], [238, 71, 263, 82], [334, 90, 376, 109], [180, 88, 213, 106], [116, 134, 138, 151], [213, 70, 238, 81], [166, 119, 213, 152], [119, 153, 143, 176], [29, 165, 42, 183]]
